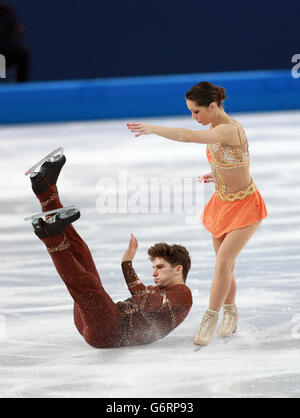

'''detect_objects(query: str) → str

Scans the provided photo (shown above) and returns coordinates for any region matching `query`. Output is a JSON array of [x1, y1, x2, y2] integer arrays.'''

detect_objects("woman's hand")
[[126, 122, 154, 137], [197, 173, 215, 183], [122, 234, 138, 262]]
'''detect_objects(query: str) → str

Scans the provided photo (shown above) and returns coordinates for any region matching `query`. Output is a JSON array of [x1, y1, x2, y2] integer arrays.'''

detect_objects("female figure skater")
[[127, 81, 267, 346]]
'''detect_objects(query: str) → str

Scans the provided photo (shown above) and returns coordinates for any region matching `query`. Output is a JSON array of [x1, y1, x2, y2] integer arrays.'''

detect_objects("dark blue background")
[[3, 0, 299, 81]]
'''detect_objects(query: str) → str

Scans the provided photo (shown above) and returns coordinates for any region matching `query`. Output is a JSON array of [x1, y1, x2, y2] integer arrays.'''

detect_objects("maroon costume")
[[36, 185, 193, 348]]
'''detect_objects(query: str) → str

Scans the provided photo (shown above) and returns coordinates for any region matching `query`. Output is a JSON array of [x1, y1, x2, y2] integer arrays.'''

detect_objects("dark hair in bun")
[[185, 81, 226, 107]]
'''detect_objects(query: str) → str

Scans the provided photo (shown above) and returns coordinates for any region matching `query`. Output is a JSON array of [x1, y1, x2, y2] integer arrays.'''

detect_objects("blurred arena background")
[[2, 0, 300, 81], [0, 0, 299, 124]]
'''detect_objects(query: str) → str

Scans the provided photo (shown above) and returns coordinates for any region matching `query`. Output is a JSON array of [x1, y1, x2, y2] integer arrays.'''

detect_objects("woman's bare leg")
[[224, 270, 237, 304], [212, 234, 236, 305], [209, 221, 261, 312]]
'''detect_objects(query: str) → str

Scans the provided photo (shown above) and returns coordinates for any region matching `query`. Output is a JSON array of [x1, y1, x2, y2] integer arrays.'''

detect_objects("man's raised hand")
[[122, 233, 138, 262]]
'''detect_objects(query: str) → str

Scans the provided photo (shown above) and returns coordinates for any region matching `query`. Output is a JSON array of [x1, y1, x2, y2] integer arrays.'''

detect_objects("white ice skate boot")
[[194, 309, 219, 346], [217, 304, 238, 338]]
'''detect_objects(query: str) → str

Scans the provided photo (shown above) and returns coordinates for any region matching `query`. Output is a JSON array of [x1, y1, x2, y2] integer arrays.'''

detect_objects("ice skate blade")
[[46, 208, 80, 224], [24, 205, 77, 221], [55, 208, 79, 220], [25, 147, 64, 176]]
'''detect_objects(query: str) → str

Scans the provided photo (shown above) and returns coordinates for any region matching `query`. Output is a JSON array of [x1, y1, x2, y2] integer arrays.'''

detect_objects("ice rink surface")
[[0, 111, 300, 398]]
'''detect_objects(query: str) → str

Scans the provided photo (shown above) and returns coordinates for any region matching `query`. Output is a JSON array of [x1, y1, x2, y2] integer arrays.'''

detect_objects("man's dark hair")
[[147, 243, 191, 282]]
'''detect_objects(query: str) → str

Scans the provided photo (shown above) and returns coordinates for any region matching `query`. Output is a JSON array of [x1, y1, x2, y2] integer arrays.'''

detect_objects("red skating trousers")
[[36, 185, 124, 348]]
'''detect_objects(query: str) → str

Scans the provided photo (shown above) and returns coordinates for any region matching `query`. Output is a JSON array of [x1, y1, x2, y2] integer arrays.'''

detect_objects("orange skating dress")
[[202, 127, 267, 238]]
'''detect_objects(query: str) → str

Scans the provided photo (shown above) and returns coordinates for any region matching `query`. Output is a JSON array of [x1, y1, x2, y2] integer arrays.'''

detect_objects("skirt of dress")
[[202, 189, 268, 238]]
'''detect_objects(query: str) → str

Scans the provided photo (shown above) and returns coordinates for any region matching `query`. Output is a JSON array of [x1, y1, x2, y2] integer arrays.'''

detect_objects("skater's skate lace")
[[197, 314, 216, 337]]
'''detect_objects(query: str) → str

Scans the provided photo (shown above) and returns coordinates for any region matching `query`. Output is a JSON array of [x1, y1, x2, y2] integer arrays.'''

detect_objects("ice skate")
[[217, 304, 238, 338], [24, 205, 77, 222], [25, 148, 64, 176], [194, 309, 219, 346], [26, 148, 66, 195], [32, 207, 80, 238]]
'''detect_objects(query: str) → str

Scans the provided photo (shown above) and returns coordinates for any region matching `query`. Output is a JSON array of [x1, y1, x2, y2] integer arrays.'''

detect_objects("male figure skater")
[[28, 152, 192, 348]]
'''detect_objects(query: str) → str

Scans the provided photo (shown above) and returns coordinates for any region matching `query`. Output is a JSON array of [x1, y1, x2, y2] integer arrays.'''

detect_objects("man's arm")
[[121, 235, 166, 312], [121, 233, 146, 294]]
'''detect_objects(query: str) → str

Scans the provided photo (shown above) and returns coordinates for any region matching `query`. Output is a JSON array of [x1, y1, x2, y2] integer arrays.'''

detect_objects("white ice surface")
[[0, 111, 300, 398]]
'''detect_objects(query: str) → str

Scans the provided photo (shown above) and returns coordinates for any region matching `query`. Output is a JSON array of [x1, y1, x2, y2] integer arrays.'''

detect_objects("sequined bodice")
[[206, 142, 250, 169], [206, 132, 256, 201]]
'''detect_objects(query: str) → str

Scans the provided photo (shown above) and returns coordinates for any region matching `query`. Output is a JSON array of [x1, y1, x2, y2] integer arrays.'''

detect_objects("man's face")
[[152, 257, 181, 288]]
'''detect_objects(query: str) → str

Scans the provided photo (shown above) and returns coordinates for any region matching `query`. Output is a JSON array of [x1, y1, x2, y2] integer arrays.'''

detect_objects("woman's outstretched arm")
[[127, 122, 234, 144]]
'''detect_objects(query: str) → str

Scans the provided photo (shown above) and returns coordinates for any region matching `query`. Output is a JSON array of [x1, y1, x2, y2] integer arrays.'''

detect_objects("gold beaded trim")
[[47, 233, 70, 253], [41, 192, 59, 208], [216, 180, 257, 202]]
